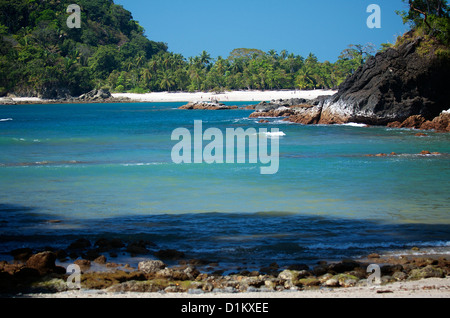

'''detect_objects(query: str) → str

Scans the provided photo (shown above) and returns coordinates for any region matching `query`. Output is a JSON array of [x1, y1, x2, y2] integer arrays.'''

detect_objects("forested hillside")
[[0, 0, 374, 98]]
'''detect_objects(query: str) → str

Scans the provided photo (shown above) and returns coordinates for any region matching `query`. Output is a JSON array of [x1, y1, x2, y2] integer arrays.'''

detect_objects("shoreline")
[[0, 89, 337, 105], [2, 242, 449, 298], [19, 276, 450, 298]]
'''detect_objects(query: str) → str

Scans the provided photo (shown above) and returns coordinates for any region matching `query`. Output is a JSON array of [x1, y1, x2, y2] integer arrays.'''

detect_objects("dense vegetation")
[[0, 0, 376, 98], [395, 0, 450, 57], [1, 0, 447, 98], [0, 0, 167, 97]]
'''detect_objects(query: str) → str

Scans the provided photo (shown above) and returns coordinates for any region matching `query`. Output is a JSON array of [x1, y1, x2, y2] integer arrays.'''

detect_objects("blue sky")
[[114, 0, 410, 62]]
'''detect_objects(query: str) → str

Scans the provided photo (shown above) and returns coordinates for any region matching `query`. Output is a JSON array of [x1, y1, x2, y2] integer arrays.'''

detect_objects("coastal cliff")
[[250, 34, 450, 132]]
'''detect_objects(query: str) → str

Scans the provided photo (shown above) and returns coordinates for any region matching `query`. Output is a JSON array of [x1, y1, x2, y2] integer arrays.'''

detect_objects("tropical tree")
[[159, 69, 174, 91], [140, 68, 152, 88], [397, 0, 450, 43]]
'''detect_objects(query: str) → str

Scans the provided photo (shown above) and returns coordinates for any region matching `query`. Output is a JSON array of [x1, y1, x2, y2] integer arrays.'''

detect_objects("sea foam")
[[262, 131, 286, 138], [339, 122, 368, 127]]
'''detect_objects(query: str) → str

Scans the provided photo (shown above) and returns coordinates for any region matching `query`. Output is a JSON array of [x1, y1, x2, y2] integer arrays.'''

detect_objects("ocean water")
[[1, 102, 449, 270]]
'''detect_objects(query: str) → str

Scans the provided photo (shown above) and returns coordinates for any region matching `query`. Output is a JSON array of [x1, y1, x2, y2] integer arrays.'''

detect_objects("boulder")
[[399, 115, 427, 129], [419, 110, 450, 132], [93, 255, 107, 265], [287, 105, 323, 124], [105, 280, 165, 293], [179, 100, 238, 110], [25, 251, 57, 275], [408, 265, 445, 280], [327, 260, 361, 274], [333, 273, 360, 287], [78, 89, 112, 101], [297, 277, 321, 287], [138, 260, 166, 274], [74, 259, 91, 271]]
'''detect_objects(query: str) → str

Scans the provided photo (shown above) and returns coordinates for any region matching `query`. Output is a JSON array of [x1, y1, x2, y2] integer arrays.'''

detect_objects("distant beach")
[[0, 89, 337, 105], [111, 89, 337, 103]]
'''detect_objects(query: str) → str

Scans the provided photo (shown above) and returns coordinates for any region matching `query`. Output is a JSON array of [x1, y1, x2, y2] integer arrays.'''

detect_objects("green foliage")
[[397, 0, 450, 44], [0, 0, 365, 96], [0, 0, 167, 97]]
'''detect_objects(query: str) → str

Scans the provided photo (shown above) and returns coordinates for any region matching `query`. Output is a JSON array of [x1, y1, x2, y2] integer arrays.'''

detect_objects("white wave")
[[270, 119, 294, 125], [0, 118, 13, 122], [339, 122, 368, 127], [264, 131, 286, 138], [232, 117, 254, 123], [121, 162, 167, 166]]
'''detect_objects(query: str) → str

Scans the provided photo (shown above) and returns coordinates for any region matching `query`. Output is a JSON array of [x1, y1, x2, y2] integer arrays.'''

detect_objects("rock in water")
[[179, 100, 238, 110]]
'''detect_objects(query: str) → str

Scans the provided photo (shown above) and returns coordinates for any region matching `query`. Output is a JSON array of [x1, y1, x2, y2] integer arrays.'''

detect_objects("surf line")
[[171, 120, 281, 175]]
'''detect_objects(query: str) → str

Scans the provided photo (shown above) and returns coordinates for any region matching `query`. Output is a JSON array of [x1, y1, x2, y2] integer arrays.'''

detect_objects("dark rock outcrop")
[[77, 89, 112, 101], [319, 37, 450, 125], [249, 36, 450, 130]]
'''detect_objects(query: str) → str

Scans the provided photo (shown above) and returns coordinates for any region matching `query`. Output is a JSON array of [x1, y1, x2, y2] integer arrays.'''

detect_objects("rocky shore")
[[248, 36, 450, 133], [249, 98, 450, 133], [1, 238, 449, 296], [0, 89, 131, 105]]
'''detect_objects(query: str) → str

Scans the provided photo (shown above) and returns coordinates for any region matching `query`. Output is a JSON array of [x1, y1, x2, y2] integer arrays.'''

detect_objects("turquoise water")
[[1, 102, 449, 269]]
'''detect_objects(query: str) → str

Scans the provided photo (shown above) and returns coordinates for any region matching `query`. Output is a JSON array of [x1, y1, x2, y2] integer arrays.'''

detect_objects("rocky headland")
[[249, 35, 450, 132]]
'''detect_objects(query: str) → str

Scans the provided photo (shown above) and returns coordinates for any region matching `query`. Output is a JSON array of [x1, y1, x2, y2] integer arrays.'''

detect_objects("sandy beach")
[[111, 89, 337, 103], [0, 89, 336, 105]]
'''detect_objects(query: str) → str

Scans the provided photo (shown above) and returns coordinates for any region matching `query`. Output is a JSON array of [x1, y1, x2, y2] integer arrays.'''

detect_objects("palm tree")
[[125, 60, 134, 72], [141, 68, 152, 88], [135, 54, 145, 68], [230, 59, 243, 74], [199, 50, 211, 69], [159, 70, 174, 92], [295, 66, 315, 90], [189, 68, 203, 91], [215, 56, 228, 76]]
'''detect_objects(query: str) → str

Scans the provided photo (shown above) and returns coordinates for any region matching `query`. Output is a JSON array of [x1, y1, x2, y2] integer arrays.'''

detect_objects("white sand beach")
[[112, 89, 337, 103], [0, 90, 337, 104]]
